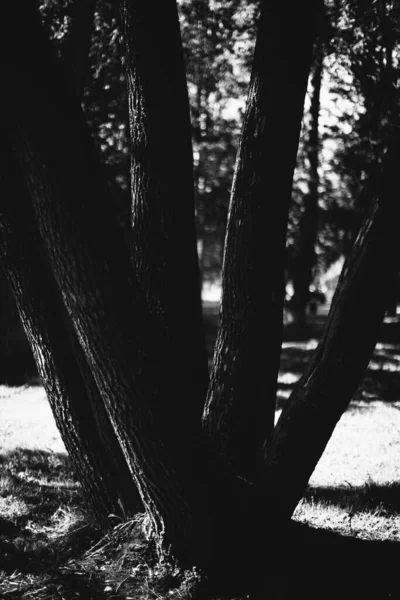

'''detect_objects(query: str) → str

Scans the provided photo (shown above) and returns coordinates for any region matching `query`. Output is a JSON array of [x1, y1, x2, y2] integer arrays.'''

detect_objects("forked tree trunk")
[[291, 45, 323, 326], [120, 0, 209, 431], [0, 147, 140, 522], [0, 2, 209, 564], [3, 1, 400, 596], [203, 1, 322, 477]]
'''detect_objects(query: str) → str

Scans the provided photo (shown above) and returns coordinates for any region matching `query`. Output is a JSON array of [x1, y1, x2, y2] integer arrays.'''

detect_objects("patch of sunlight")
[[274, 408, 282, 425], [14, 471, 78, 489], [281, 339, 319, 351], [368, 361, 400, 372], [375, 342, 400, 351], [294, 498, 400, 542], [0, 495, 29, 520], [310, 401, 400, 488], [25, 506, 83, 540], [0, 385, 65, 453], [278, 372, 302, 385], [202, 282, 221, 302], [373, 347, 400, 361]]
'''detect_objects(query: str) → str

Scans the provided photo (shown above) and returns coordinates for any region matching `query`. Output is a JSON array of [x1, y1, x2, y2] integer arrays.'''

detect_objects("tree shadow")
[[277, 314, 400, 410], [282, 482, 400, 598], [282, 520, 400, 600], [203, 303, 400, 410], [0, 448, 103, 574], [303, 482, 400, 514]]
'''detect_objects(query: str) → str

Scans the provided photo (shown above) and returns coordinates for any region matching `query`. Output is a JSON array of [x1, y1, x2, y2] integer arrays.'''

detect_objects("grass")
[[1, 306, 400, 598]]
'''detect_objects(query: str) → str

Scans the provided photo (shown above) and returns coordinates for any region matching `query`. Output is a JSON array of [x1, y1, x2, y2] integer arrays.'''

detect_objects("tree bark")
[[0, 145, 141, 522], [120, 0, 209, 430], [0, 2, 210, 563], [203, 0, 322, 477], [263, 135, 400, 520], [291, 44, 323, 326]]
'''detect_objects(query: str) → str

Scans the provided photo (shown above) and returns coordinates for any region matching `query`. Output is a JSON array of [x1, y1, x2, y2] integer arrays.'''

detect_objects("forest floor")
[[1, 304, 400, 598]]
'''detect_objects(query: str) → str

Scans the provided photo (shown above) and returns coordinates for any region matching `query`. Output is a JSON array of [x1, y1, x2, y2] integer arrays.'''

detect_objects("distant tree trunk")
[[0, 146, 141, 522], [291, 42, 323, 326], [263, 134, 400, 519], [120, 0, 209, 431], [203, 1, 321, 477]]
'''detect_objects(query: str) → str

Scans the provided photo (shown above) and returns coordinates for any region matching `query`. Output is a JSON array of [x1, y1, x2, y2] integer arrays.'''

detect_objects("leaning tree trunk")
[[0, 144, 141, 522], [0, 2, 211, 564], [203, 0, 322, 477], [291, 43, 323, 326], [262, 134, 400, 521], [264, 4, 400, 520], [120, 0, 209, 433], [0, 0, 141, 523]]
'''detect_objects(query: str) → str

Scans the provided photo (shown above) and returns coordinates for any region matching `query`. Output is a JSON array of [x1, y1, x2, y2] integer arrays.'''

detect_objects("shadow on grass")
[[203, 304, 400, 411], [303, 481, 400, 514], [0, 448, 103, 574], [282, 521, 400, 600], [2, 447, 400, 598]]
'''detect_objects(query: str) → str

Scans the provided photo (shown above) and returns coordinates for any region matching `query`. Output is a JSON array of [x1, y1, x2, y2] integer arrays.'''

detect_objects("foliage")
[[36, 0, 260, 283], [179, 0, 259, 281]]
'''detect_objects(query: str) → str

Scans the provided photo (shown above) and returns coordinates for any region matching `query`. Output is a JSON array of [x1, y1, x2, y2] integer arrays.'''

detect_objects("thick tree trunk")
[[0, 3, 210, 563], [291, 46, 323, 326], [203, 1, 322, 477], [120, 0, 209, 429], [0, 0, 140, 522], [5, 2, 398, 595], [0, 147, 140, 522], [263, 136, 400, 520]]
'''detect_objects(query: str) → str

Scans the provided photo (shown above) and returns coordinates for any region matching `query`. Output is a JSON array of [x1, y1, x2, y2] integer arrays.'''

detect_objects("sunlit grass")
[[2, 315, 400, 597], [0, 385, 65, 453]]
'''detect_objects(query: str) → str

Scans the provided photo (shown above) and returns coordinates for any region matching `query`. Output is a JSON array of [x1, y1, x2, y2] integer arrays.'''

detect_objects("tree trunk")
[[203, 1, 322, 477], [291, 44, 323, 326], [0, 2, 211, 563], [263, 135, 400, 520], [120, 0, 209, 431], [0, 147, 141, 522], [3, 2, 400, 596]]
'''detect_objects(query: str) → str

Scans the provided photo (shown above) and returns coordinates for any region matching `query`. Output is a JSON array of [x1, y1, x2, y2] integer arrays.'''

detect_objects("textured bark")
[[291, 46, 323, 325], [203, 0, 322, 477], [120, 0, 209, 429], [0, 145, 140, 522], [263, 136, 400, 520], [0, 3, 208, 562]]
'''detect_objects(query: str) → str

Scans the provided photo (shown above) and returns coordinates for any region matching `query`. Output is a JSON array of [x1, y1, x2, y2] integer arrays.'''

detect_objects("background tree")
[[179, 0, 258, 284], [289, 39, 324, 325]]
